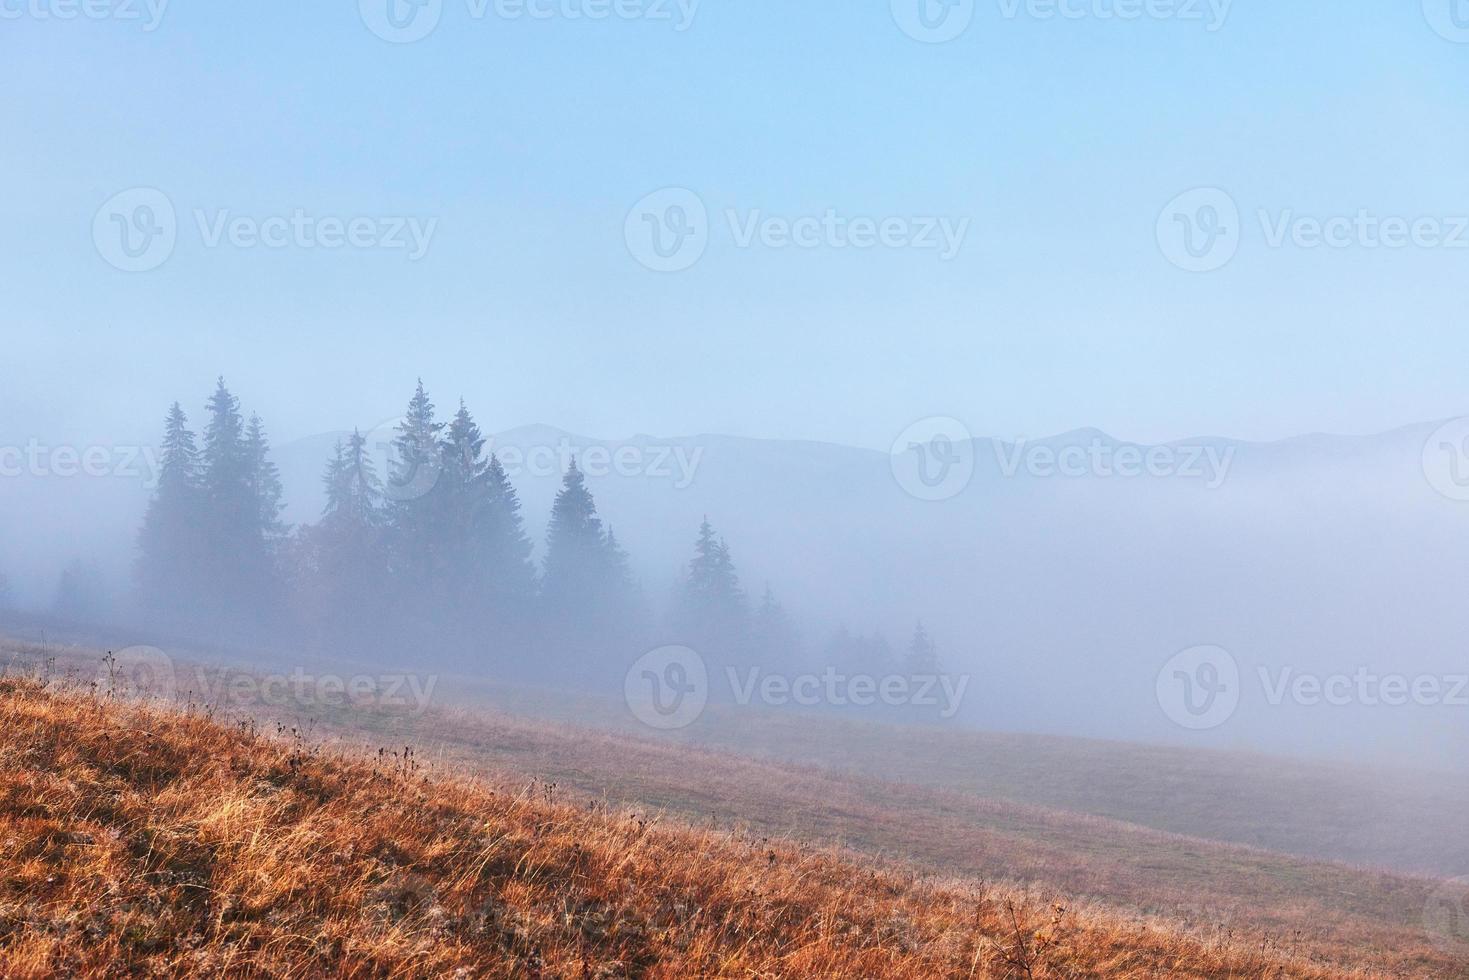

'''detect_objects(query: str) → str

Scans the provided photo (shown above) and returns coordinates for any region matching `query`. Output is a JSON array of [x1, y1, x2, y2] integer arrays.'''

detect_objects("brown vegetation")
[[0, 672, 1390, 978]]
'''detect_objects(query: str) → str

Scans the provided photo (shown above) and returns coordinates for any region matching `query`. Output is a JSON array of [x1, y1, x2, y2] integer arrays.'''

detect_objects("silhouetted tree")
[[136, 402, 203, 617], [295, 430, 391, 652], [197, 379, 283, 629], [675, 517, 748, 663], [904, 621, 940, 674], [386, 380, 447, 596], [540, 461, 637, 679], [749, 583, 800, 666], [54, 559, 105, 622]]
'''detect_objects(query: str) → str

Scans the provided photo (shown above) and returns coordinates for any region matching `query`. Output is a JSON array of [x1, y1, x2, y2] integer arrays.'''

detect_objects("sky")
[[3, 0, 1468, 452]]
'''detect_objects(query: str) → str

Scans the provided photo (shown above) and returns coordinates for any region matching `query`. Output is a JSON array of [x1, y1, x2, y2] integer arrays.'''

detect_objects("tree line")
[[132, 378, 943, 687]]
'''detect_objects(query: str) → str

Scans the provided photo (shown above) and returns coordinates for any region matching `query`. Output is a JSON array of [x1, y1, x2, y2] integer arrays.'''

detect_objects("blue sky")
[[4, 0, 1468, 450]]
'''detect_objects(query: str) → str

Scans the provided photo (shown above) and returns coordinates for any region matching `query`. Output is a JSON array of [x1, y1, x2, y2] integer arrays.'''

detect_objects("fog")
[[3, 396, 1466, 774]]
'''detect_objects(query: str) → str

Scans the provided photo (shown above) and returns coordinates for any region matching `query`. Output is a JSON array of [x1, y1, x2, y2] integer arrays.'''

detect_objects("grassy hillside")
[[421, 672, 1469, 878], [0, 674, 1376, 979], [4, 634, 1467, 976]]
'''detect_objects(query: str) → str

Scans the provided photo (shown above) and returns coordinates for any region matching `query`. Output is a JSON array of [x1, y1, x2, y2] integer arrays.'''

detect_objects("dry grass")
[[0, 673, 1382, 979]]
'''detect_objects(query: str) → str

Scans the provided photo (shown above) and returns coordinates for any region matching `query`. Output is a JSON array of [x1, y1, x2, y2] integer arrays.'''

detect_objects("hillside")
[[0, 672, 1390, 979]]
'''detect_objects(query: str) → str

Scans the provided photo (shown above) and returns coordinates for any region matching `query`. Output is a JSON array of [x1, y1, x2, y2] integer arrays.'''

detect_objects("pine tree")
[[301, 430, 391, 651], [54, 559, 105, 622], [198, 379, 281, 627], [202, 378, 249, 524], [905, 621, 940, 674], [481, 451, 537, 612], [136, 402, 203, 614], [676, 517, 748, 658], [440, 401, 489, 596], [245, 413, 286, 543], [386, 380, 446, 591], [750, 583, 799, 666], [541, 459, 605, 615], [328, 429, 384, 526]]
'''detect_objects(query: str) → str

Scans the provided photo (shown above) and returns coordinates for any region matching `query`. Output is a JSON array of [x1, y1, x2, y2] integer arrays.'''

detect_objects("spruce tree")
[[481, 451, 537, 612], [541, 459, 605, 615], [750, 583, 799, 666], [304, 430, 390, 651], [137, 402, 204, 615], [198, 379, 281, 627], [245, 413, 286, 544], [676, 517, 748, 659], [441, 401, 489, 596], [386, 380, 446, 592], [905, 621, 940, 674]]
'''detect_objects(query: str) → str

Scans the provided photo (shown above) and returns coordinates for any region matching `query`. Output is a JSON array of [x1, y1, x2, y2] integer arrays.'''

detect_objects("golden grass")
[[0, 673, 1376, 979]]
